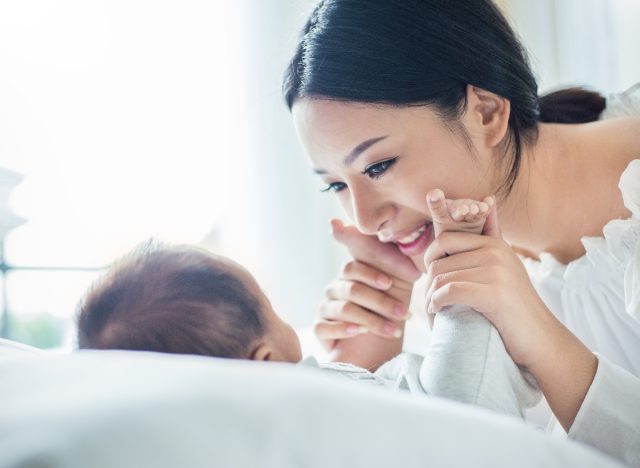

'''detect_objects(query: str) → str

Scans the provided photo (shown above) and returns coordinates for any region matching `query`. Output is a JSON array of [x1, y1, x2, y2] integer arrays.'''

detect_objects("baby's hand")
[[426, 189, 495, 237]]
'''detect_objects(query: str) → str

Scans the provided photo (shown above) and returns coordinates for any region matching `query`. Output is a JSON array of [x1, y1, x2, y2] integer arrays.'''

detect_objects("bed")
[[0, 340, 622, 468]]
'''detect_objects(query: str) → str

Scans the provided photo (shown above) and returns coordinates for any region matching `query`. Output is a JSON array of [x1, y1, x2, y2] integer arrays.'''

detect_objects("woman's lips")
[[395, 223, 434, 257]]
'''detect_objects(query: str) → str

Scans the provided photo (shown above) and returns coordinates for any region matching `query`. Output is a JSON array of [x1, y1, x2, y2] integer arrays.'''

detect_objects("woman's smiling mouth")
[[394, 223, 434, 257]]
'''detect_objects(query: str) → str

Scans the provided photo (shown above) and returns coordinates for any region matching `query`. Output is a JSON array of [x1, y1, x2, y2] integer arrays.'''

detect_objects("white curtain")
[[500, 0, 640, 93], [0, 0, 346, 346], [219, 1, 347, 329]]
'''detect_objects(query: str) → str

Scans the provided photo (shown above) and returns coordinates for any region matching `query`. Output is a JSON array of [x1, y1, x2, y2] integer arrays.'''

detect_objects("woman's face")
[[293, 98, 499, 272]]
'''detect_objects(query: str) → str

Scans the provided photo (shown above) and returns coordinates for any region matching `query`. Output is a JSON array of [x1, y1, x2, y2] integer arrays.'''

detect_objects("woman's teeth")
[[397, 225, 427, 244]]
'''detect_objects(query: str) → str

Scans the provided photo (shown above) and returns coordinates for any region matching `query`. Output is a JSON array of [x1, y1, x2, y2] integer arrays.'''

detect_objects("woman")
[[283, 0, 640, 465]]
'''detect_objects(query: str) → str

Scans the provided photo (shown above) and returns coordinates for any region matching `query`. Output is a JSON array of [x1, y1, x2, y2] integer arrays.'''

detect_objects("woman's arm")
[[523, 304, 598, 431]]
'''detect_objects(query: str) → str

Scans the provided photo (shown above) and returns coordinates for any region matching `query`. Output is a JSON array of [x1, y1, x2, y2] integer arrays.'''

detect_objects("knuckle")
[[337, 301, 351, 315], [341, 261, 356, 277], [313, 320, 327, 336], [345, 281, 363, 298], [433, 272, 450, 289], [371, 317, 389, 334], [318, 299, 331, 315], [446, 282, 460, 295], [384, 296, 398, 315], [426, 260, 438, 279], [487, 246, 504, 263]]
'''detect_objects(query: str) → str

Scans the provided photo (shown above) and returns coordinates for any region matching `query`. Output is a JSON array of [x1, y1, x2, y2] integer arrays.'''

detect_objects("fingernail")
[[347, 325, 368, 335], [376, 275, 392, 288], [383, 322, 402, 338], [428, 189, 442, 203], [393, 303, 406, 318]]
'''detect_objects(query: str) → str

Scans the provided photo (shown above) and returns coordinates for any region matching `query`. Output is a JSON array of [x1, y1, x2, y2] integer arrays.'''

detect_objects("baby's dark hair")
[[76, 242, 265, 359]]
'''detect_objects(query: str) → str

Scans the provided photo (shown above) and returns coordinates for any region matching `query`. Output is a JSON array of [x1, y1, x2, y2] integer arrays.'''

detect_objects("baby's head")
[[76, 243, 302, 363]]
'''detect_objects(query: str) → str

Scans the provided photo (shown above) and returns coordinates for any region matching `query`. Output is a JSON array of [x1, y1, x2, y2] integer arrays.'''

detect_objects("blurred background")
[[0, 0, 638, 353]]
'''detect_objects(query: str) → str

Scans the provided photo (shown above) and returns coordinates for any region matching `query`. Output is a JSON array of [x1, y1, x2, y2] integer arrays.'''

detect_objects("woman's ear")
[[463, 84, 511, 149], [250, 342, 273, 361]]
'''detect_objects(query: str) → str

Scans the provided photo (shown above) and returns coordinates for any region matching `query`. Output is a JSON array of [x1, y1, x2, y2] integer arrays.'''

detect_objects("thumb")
[[482, 199, 502, 238], [329, 219, 346, 243], [426, 189, 450, 225]]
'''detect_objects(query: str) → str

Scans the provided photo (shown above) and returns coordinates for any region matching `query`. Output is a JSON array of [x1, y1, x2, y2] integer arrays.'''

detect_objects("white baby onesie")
[[302, 307, 541, 420]]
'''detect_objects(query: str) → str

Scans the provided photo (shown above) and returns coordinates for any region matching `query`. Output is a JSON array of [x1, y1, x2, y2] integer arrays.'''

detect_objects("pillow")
[[0, 338, 46, 359], [0, 350, 623, 468]]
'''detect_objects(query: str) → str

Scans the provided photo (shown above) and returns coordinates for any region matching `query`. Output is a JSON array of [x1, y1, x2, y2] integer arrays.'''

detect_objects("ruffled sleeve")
[[601, 82, 640, 119], [568, 354, 640, 467], [621, 160, 640, 322]]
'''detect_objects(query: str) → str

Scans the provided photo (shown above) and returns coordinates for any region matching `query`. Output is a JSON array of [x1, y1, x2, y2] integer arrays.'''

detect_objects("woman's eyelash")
[[362, 157, 398, 179], [320, 182, 347, 193], [320, 157, 399, 193]]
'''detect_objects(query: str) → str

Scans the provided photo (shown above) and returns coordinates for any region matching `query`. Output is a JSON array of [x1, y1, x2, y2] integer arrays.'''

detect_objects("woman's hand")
[[314, 220, 421, 370], [422, 204, 552, 368], [423, 200, 598, 431], [317, 259, 414, 347]]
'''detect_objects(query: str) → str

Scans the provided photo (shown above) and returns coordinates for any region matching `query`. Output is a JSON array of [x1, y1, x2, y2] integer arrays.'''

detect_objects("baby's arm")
[[421, 190, 540, 418]]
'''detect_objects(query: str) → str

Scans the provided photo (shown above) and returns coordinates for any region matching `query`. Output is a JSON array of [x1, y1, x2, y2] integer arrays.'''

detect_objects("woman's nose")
[[349, 187, 394, 235]]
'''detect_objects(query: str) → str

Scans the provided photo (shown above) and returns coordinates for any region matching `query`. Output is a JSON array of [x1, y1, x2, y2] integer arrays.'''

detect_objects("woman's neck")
[[497, 120, 637, 264]]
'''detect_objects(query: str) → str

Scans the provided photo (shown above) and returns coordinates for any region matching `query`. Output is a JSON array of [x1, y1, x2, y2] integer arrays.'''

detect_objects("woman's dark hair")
[[283, 0, 606, 197], [76, 242, 265, 359]]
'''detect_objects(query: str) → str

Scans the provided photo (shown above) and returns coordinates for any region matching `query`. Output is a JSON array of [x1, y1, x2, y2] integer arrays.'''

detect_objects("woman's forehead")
[[294, 99, 443, 139], [293, 98, 446, 164]]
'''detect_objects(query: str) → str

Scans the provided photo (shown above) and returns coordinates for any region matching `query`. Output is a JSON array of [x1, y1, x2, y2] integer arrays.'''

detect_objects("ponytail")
[[538, 88, 606, 124]]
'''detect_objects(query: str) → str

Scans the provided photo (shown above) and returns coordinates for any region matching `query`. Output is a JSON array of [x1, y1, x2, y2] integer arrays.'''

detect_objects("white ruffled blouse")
[[522, 84, 640, 467]]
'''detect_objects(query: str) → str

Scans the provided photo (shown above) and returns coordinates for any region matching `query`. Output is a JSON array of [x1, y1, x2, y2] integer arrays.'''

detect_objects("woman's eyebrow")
[[343, 136, 388, 166], [312, 135, 389, 175]]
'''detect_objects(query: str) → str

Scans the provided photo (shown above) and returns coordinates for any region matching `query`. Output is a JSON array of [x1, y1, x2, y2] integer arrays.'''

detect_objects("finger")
[[423, 230, 497, 266], [313, 319, 369, 351], [339, 260, 393, 290], [320, 299, 403, 338], [326, 279, 408, 320], [429, 281, 492, 317], [426, 189, 450, 223], [329, 219, 421, 283], [424, 248, 486, 288], [451, 208, 465, 222], [424, 266, 489, 309], [329, 218, 346, 240]]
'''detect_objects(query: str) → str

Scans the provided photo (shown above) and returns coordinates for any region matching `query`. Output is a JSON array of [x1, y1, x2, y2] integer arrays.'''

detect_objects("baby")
[[77, 194, 539, 418]]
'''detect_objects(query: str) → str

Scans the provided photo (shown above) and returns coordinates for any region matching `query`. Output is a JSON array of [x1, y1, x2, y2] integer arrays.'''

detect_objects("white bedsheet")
[[0, 348, 622, 468]]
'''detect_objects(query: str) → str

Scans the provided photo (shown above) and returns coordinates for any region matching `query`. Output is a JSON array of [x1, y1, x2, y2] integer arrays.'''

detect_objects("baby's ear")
[[249, 343, 272, 361]]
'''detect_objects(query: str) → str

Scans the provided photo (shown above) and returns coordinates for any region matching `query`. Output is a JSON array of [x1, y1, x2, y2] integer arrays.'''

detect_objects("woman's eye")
[[320, 181, 347, 193], [363, 157, 398, 180]]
